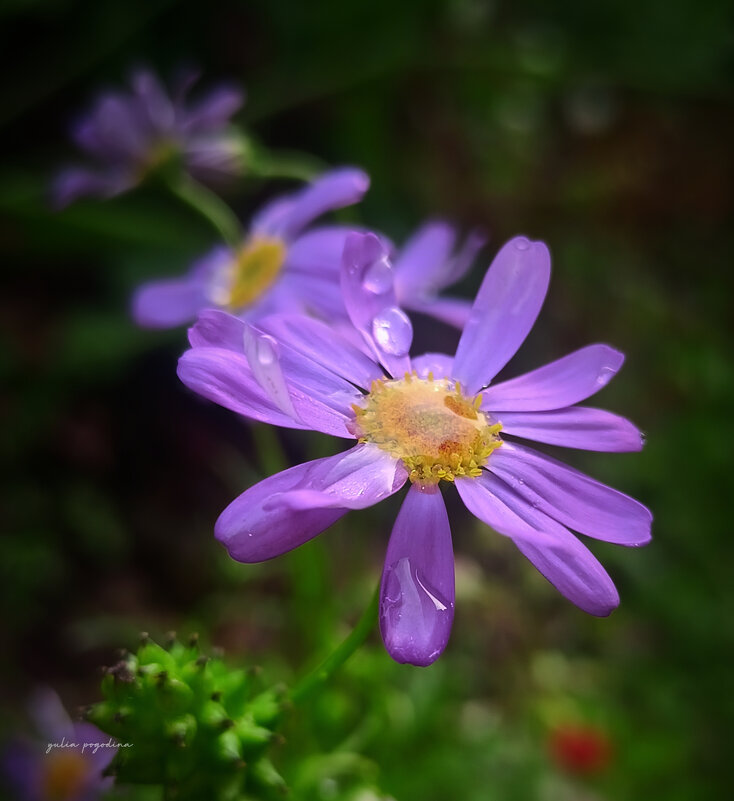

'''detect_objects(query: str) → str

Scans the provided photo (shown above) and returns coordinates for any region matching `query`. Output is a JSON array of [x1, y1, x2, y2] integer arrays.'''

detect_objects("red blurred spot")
[[548, 724, 613, 776]]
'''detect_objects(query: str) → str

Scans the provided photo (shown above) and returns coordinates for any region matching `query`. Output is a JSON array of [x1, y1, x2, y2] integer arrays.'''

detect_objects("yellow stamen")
[[42, 751, 89, 801], [351, 375, 502, 486], [225, 237, 286, 311]]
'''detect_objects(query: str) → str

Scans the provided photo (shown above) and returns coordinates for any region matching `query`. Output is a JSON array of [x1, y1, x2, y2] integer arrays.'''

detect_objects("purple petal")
[[406, 295, 474, 329], [394, 223, 484, 298], [241, 279, 305, 320], [482, 344, 625, 412], [250, 196, 299, 239], [180, 333, 358, 437], [185, 135, 245, 184], [411, 352, 454, 379], [456, 473, 619, 615], [29, 688, 74, 741], [279, 270, 349, 321], [51, 167, 133, 207], [269, 443, 408, 511], [132, 69, 176, 133], [496, 406, 645, 452], [393, 222, 456, 297], [282, 226, 355, 275], [72, 721, 118, 772], [177, 347, 308, 429], [341, 231, 412, 377], [215, 456, 349, 562], [74, 94, 150, 161], [182, 86, 244, 132], [257, 314, 384, 389], [192, 309, 381, 388], [277, 167, 370, 240], [131, 276, 209, 329], [488, 441, 652, 545], [216, 445, 405, 562], [453, 236, 551, 394], [188, 311, 364, 422], [380, 484, 455, 666], [188, 308, 247, 350], [443, 228, 486, 285], [243, 325, 297, 417], [250, 324, 361, 435], [2, 742, 39, 799]]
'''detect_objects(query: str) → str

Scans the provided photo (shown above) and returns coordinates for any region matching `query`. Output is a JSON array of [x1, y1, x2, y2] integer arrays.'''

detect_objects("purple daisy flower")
[[53, 68, 245, 207], [177, 233, 652, 667], [130, 167, 370, 328], [3, 689, 117, 801]]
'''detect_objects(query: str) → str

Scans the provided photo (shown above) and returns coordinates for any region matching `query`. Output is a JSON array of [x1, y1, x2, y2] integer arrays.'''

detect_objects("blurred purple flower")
[[132, 210, 483, 331], [53, 68, 245, 207], [131, 167, 370, 328], [3, 689, 117, 801], [177, 233, 651, 667]]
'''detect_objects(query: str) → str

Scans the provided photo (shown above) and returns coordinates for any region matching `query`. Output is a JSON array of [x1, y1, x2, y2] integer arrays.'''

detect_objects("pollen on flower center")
[[351, 372, 502, 485], [42, 751, 89, 800], [224, 237, 286, 310]]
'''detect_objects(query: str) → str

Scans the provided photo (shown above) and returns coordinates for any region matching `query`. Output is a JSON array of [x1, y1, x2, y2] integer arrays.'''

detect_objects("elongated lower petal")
[[271, 443, 408, 510], [482, 344, 625, 412], [489, 442, 652, 545], [453, 237, 550, 394], [380, 485, 455, 666], [456, 473, 619, 615], [497, 406, 644, 451], [215, 457, 350, 562]]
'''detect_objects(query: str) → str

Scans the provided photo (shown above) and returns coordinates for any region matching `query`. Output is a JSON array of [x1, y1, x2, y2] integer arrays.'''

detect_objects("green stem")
[[165, 173, 242, 249], [246, 140, 323, 182], [289, 582, 379, 704], [251, 424, 289, 476]]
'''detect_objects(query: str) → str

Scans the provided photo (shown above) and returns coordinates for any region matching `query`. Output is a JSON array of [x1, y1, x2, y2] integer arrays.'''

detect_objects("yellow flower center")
[[352, 372, 502, 486], [42, 751, 90, 800], [225, 237, 287, 310]]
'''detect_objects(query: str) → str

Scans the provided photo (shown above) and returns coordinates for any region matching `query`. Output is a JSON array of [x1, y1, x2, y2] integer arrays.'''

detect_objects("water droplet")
[[255, 334, 278, 366], [380, 558, 453, 664], [372, 306, 413, 356], [514, 237, 530, 251], [243, 327, 295, 418], [362, 257, 394, 294], [596, 366, 615, 386]]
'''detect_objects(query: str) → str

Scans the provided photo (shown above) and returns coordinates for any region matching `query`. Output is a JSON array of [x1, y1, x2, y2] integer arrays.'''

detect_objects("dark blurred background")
[[1, 1, 733, 799]]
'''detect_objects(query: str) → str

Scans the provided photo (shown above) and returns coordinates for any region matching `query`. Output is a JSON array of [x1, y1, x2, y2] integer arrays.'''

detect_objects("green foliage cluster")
[[89, 635, 287, 800]]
